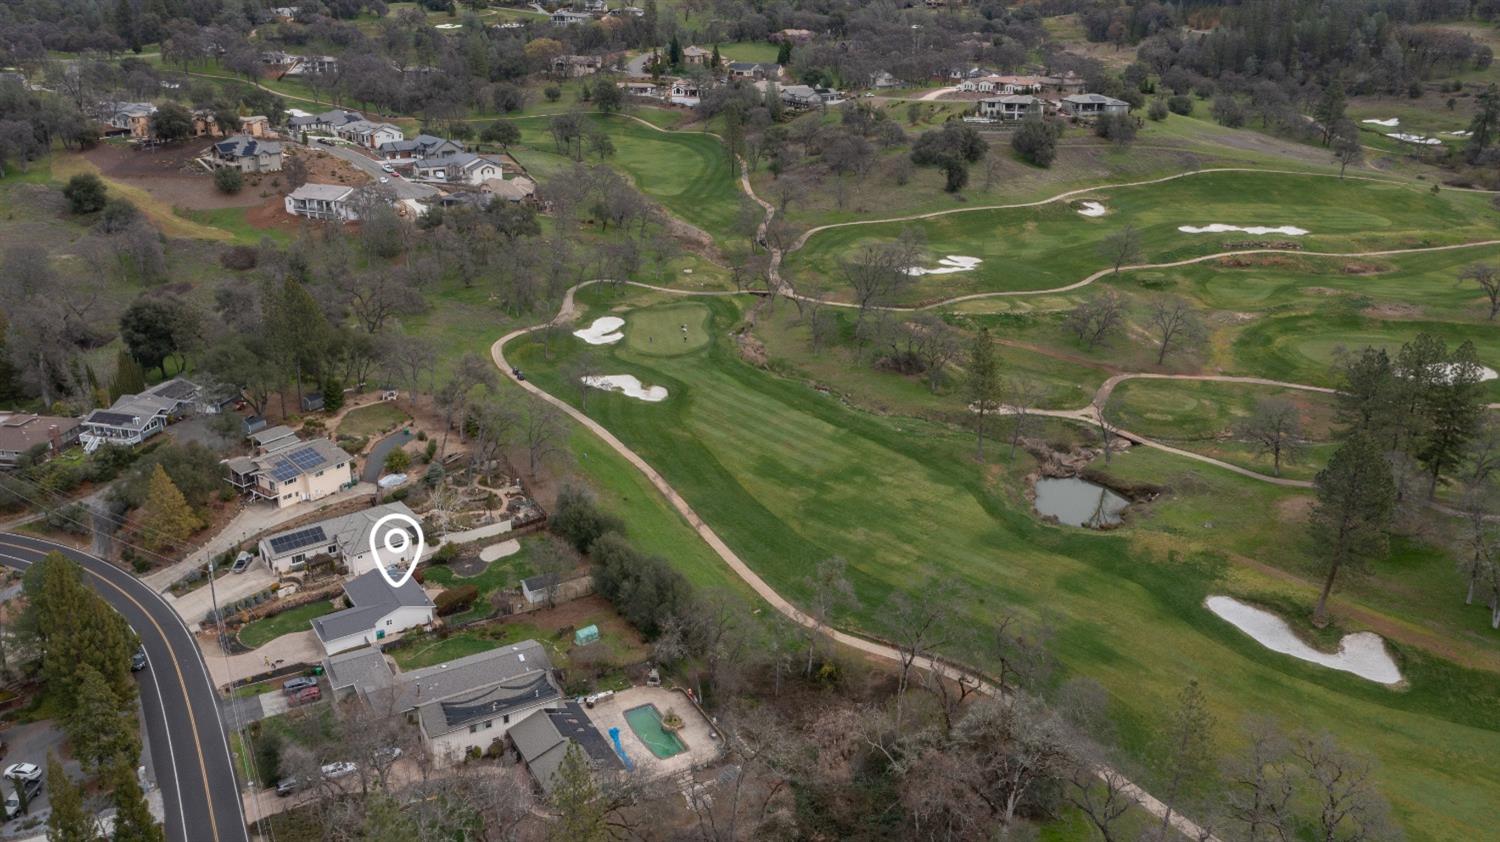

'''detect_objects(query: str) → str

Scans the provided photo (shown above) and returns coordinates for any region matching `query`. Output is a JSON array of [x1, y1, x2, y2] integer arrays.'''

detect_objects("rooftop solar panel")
[[268, 459, 300, 483], [267, 526, 327, 556], [289, 446, 324, 469], [89, 411, 137, 426]]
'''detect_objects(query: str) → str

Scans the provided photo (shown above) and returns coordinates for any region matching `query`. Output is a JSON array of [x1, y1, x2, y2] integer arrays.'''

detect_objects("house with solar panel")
[[257, 501, 422, 576], [311, 569, 435, 655], [225, 427, 354, 509], [398, 641, 562, 765], [79, 378, 204, 451], [212, 135, 283, 173]]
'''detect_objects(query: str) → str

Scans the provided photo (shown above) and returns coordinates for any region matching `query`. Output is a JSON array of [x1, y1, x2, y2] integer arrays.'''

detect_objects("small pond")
[[1033, 477, 1130, 528]]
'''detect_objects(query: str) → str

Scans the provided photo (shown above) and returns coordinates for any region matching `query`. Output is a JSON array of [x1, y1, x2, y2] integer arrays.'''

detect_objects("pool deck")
[[586, 686, 720, 779]]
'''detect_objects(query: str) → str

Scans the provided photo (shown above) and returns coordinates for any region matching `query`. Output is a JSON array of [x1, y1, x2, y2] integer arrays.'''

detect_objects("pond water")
[[1033, 477, 1130, 528]]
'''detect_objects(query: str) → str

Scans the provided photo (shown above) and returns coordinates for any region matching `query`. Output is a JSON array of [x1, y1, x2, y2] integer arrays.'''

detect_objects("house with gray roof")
[[80, 378, 203, 450], [377, 135, 462, 161], [0, 413, 80, 468], [727, 61, 780, 81], [226, 433, 353, 509], [287, 108, 362, 135], [257, 502, 420, 575], [213, 135, 283, 173], [284, 183, 357, 221], [410, 152, 504, 185], [1060, 93, 1129, 119], [312, 569, 435, 655], [335, 119, 403, 149], [977, 94, 1041, 121], [511, 701, 622, 794]]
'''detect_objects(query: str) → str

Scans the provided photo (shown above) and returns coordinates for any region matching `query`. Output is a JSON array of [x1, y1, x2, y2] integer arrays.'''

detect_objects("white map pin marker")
[[371, 512, 426, 589]]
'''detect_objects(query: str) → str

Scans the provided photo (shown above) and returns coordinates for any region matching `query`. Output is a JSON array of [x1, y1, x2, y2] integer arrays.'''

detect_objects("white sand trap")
[[1077, 201, 1107, 217], [1427, 362, 1499, 383], [479, 539, 520, 563], [1179, 223, 1309, 236], [1361, 118, 1399, 127], [1444, 130, 1473, 137], [1205, 596, 1402, 684], [582, 374, 668, 402], [1389, 132, 1442, 145], [435, 22, 462, 28], [574, 316, 625, 345], [907, 256, 982, 276]]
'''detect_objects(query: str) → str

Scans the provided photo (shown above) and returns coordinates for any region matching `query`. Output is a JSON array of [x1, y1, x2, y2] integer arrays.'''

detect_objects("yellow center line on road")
[[0, 540, 222, 842]]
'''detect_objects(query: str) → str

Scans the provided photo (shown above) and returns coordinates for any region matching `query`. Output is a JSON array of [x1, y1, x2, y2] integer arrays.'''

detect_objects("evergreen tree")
[[108, 760, 164, 842], [1152, 680, 1217, 839], [667, 34, 682, 68], [963, 328, 1003, 461], [321, 378, 345, 413], [1466, 83, 1499, 162], [776, 41, 792, 65], [1335, 346, 1396, 440], [1309, 434, 1396, 625], [110, 349, 146, 400], [139, 464, 200, 553], [547, 742, 606, 842], [25, 552, 135, 705], [1313, 78, 1347, 145], [65, 665, 138, 775], [710, 44, 721, 69], [45, 755, 100, 842], [1416, 341, 1485, 498]]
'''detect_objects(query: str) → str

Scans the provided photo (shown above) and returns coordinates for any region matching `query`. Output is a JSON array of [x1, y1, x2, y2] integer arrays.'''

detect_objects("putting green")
[[624, 302, 711, 356]]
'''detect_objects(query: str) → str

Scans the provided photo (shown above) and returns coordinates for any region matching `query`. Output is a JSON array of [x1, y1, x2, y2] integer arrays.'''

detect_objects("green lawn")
[[621, 301, 712, 355], [389, 631, 499, 669], [337, 402, 410, 439], [237, 601, 336, 649], [421, 540, 533, 625], [784, 170, 1499, 303], [507, 291, 1500, 841]]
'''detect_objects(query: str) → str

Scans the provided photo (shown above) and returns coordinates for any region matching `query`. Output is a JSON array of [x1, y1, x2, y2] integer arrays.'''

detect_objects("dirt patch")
[[1363, 301, 1423, 319], [86, 142, 267, 211], [1341, 260, 1389, 275], [1304, 287, 1344, 296], [1275, 495, 1314, 523], [296, 146, 372, 187], [1214, 254, 1301, 270]]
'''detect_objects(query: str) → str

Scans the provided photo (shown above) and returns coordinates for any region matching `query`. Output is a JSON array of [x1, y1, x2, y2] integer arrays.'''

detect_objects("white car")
[[3, 779, 39, 818], [378, 176, 389, 184], [321, 761, 357, 780], [3, 763, 40, 783], [380, 163, 394, 173]]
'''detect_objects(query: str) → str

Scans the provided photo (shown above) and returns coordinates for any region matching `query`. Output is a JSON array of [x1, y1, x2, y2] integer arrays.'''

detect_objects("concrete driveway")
[[206, 630, 324, 688], [318, 145, 437, 200], [0, 721, 80, 831], [166, 563, 276, 628], [362, 431, 413, 484]]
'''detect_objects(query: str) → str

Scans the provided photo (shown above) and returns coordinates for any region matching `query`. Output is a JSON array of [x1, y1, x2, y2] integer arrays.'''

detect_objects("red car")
[[288, 686, 321, 706]]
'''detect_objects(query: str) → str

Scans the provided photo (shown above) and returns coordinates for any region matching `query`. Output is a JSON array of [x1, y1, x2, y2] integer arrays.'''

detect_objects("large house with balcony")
[[977, 94, 1042, 121], [409, 152, 503, 185], [212, 135, 283, 173], [257, 502, 420, 575], [336, 119, 404, 149], [285, 183, 358, 221], [1060, 93, 1129, 119], [80, 378, 203, 450], [225, 427, 353, 509]]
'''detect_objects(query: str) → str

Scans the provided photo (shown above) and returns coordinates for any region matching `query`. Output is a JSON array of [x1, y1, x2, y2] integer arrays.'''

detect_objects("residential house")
[[481, 176, 537, 204], [287, 109, 363, 136], [977, 95, 1041, 121], [780, 84, 842, 109], [378, 135, 463, 162], [550, 9, 592, 25], [869, 71, 902, 89], [99, 102, 156, 138], [618, 79, 661, 98], [335, 119, 404, 149], [312, 569, 436, 655], [80, 378, 202, 450], [772, 28, 815, 44], [284, 55, 339, 77], [668, 79, 701, 106], [1041, 71, 1086, 95], [511, 702, 623, 794], [1060, 93, 1129, 119], [681, 46, 711, 66], [213, 135, 283, 173], [285, 183, 358, 221], [241, 115, 272, 138], [0, 413, 80, 468], [397, 642, 562, 766], [256, 502, 421, 576], [410, 152, 503, 185], [726, 61, 780, 81], [551, 54, 602, 78], [226, 433, 354, 510]]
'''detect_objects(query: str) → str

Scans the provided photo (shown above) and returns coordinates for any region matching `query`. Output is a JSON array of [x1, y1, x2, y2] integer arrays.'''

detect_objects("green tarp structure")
[[574, 624, 600, 646]]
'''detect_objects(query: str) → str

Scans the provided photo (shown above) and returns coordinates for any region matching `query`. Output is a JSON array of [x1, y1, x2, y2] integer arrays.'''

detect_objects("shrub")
[[432, 543, 459, 565], [424, 463, 445, 488], [385, 448, 411, 473], [63, 174, 107, 214], [1167, 95, 1194, 116], [219, 245, 258, 271], [424, 440, 437, 462], [1211, 95, 1245, 128], [1011, 118, 1059, 168], [99, 199, 139, 233], [544, 86, 562, 102], [214, 167, 244, 194], [435, 585, 480, 616], [1147, 98, 1169, 121]]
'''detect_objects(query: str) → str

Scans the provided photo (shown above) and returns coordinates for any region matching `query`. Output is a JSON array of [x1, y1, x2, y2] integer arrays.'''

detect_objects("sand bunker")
[[479, 539, 520, 562], [1428, 362, 1500, 383], [907, 256, 982, 276], [435, 22, 461, 28], [1179, 224, 1309, 236], [582, 374, 668, 402], [574, 316, 625, 345], [1389, 133, 1442, 145], [1077, 201, 1107, 217], [1361, 118, 1399, 127], [1205, 596, 1401, 684], [1444, 130, 1473, 137]]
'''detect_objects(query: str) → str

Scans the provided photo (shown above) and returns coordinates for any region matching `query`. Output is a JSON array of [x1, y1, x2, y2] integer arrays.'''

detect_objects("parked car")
[[3, 763, 40, 783], [3, 778, 40, 817], [370, 746, 402, 766], [275, 777, 301, 797], [282, 676, 317, 694], [288, 686, 321, 706], [380, 163, 394, 173], [320, 761, 357, 780], [231, 551, 255, 574], [378, 176, 389, 184], [131, 647, 147, 672]]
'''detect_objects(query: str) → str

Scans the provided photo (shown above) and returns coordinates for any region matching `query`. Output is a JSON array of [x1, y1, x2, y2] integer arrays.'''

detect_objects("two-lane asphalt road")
[[0, 533, 247, 842]]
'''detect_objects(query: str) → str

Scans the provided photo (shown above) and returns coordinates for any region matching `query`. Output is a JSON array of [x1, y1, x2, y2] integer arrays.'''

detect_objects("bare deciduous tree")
[[1065, 290, 1126, 350], [1459, 263, 1500, 320], [1146, 296, 1206, 365], [1097, 224, 1142, 274], [1239, 397, 1304, 477], [1292, 732, 1401, 842], [1224, 717, 1295, 842]]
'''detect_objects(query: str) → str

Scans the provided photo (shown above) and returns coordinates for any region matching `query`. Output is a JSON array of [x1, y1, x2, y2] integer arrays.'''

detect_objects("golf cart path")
[[491, 293, 1220, 842]]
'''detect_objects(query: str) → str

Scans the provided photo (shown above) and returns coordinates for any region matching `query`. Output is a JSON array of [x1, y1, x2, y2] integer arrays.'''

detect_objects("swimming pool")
[[623, 704, 687, 759]]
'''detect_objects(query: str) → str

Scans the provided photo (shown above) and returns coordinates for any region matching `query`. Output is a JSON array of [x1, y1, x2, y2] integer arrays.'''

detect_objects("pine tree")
[[710, 44, 721, 69], [1466, 83, 1499, 161], [963, 328, 1003, 461], [139, 464, 200, 553], [1416, 341, 1485, 499], [110, 349, 146, 400], [1314, 78, 1346, 145], [1309, 434, 1396, 625], [45, 755, 100, 842], [777, 40, 792, 65], [667, 34, 682, 68], [26, 552, 135, 705], [1152, 680, 1218, 838], [109, 760, 164, 842], [65, 665, 138, 775], [547, 742, 606, 842]]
